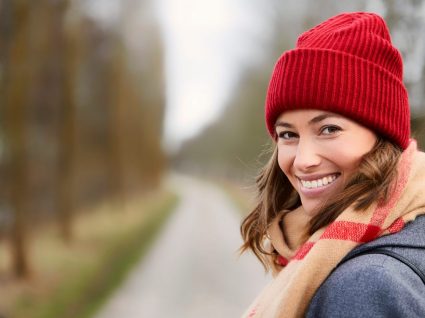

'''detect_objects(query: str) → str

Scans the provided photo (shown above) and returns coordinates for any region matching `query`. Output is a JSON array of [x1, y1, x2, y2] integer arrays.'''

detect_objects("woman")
[[240, 12, 425, 317]]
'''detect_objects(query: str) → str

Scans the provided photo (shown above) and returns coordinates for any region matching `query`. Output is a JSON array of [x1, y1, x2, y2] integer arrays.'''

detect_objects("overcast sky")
[[155, 0, 269, 151]]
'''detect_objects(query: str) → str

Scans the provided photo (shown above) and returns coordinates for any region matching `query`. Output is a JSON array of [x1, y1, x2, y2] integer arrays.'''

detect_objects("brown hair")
[[240, 138, 402, 270]]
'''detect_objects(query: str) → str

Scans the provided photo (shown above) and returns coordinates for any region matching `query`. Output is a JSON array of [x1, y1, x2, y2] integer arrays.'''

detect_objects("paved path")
[[94, 174, 270, 318]]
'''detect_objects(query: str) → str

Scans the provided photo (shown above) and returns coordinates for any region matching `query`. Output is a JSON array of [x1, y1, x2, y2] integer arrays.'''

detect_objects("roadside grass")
[[0, 190, 178, 318]]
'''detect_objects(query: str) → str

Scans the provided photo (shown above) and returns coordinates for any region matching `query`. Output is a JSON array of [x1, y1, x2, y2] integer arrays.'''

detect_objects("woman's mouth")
[[297, 173, 341, 196], [299, 173, 340, 189]]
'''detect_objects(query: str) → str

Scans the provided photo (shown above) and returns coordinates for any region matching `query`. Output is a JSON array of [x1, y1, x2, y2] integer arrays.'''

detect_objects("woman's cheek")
[[277, 146, 295, 174]]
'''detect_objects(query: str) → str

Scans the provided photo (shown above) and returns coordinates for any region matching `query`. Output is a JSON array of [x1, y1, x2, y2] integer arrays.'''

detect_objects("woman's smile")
[[297, 173, 341, 196]]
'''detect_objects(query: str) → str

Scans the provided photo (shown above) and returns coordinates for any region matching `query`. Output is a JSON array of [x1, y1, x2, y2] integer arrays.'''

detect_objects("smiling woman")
[[240, 12, 425, 318]]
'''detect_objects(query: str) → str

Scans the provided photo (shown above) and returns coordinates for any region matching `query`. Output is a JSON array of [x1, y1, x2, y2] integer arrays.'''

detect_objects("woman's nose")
[[293, 138, 321, 171]]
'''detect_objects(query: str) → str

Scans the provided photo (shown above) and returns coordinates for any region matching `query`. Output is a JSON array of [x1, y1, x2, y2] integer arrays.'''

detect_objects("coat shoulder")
[[307, 239, 425, 317]]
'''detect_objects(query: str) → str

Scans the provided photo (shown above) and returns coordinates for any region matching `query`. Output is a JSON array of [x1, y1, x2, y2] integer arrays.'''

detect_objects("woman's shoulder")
[[321, 250, 423, 293], [306, 215, 425, 317], [307, 253, 425, 317]]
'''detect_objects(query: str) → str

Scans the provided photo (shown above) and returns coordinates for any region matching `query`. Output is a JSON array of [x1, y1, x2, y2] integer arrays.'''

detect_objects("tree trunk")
[[55, 0, 75, 243], [3, 0, 32, 278]]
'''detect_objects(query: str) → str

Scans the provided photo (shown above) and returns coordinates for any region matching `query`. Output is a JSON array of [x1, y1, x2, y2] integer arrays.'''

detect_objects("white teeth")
[[300, 174, 338, 189]]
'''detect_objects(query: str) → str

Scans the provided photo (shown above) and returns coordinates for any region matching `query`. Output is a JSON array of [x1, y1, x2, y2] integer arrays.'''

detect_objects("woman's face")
[[275, 109, 377, 216]]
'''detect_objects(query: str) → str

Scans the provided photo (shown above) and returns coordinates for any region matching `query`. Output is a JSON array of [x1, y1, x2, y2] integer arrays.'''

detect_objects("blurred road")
[[94, 174, 270, 318]]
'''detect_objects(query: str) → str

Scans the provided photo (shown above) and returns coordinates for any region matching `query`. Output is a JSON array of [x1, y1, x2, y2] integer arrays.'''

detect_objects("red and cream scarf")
[[243, 140, 425, 318]]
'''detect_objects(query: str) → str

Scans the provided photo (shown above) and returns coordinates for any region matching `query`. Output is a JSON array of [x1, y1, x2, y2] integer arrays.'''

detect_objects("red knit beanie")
[[265, 12, 410, 149]]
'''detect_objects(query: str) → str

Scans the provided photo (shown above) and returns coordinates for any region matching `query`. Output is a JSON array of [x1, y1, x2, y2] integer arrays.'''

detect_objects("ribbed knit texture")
[[265, 12, 410, 149]]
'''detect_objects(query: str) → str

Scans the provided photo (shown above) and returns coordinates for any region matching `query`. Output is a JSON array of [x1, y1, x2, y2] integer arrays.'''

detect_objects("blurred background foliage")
[[0, 0, 168, 316], [0, 0, 165, 276], [0, 0, 424, 317]]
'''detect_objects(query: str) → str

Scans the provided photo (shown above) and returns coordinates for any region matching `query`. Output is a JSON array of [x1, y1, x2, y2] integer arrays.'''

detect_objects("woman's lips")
[[297, 173, 341, 197]]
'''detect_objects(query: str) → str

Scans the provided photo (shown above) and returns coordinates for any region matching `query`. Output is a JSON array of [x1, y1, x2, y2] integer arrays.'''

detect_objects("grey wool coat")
[[306, 214, 425, 318]]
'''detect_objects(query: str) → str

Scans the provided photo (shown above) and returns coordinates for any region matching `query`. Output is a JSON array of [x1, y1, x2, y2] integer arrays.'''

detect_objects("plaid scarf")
[[243, 140, 425, 318]]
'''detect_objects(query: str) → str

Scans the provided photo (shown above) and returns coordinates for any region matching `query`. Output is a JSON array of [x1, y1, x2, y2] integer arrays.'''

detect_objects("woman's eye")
[[277, 131, 298, 139], [321, 125, 341, 135]]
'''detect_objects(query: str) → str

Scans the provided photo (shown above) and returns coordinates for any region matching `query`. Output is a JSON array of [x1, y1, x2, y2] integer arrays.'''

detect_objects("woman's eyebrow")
[[309, 113, 341, 124], [275, 121, 293, 128], [275, 114, 341, 129]]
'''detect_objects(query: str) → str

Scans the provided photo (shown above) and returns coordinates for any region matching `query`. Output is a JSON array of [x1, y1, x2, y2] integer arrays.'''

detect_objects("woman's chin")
[[300, 199, 325, 217]]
